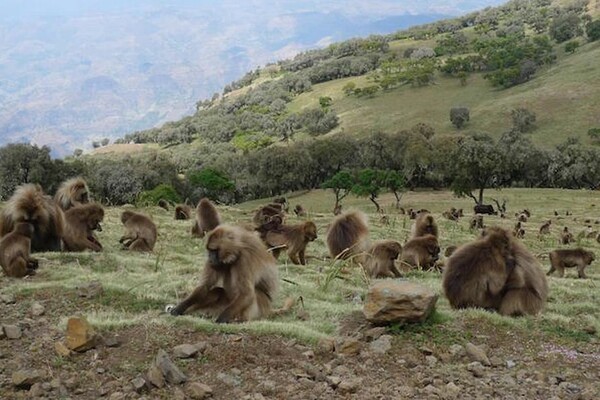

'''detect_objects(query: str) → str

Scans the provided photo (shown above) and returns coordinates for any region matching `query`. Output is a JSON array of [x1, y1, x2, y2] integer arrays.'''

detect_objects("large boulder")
[[363, 280, 437, 324], [65, 317, 97, 352]]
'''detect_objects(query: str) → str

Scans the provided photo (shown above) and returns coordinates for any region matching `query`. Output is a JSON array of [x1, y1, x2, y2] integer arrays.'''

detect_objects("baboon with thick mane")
[[0, 183, 64, 252], [0, 222, 39, 277], [364, 240, 402, 278], [262, 220, 317, 265], [54, 177, 90, 211], [443, 226, 548, 316], [191, 198, 221, 238], [62, 204, 104, 252], [548, 248, 594, 278], [326, 210, 369, 260], [119, 211, 157, 252], [400, 234, 440, 270], [412, 213, 438, 238], [169, 225, 279, 322]]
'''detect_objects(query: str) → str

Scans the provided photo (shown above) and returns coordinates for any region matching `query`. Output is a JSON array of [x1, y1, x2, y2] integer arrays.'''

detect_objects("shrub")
[[137, 184, 181, 207]]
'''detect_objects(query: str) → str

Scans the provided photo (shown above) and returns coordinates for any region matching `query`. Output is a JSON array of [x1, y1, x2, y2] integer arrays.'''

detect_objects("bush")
[[586, 20, 600, 41], [511, 108, 537, 133], [450, 107, 470, 129], [549, 13, 582, 43], [564, 40, 580, 53], [137, 184, 181, 207]]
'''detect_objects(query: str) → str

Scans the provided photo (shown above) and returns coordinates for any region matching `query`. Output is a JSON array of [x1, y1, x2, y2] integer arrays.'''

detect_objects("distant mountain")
[[0, 0, 505, 156]]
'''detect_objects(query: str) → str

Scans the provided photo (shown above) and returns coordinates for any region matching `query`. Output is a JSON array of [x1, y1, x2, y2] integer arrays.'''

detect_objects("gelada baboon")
[[0, 184, 64, 252], [62, 204, 104, 252], [333, 204, 343, 216], [364, 240, 402, 278], [539, 220, 552, 235], [548, 248, 595, 278], [0, 223, 39, 277], [469, 215, 484, 230], [119, 211, 157, 252], [262, 220, 317, 265], [443, 226, 548, 316], [54, 177, 90, 211], [400, 234, 440, 270], [513, 221, 525, 238], [517, 213, 528, 223], [253, 204, 285, 226], [326, 210, 369, 260], [272, 197, 289, 212], [191, 198, 221, 238], [174, 204, 192, 220], [560, 227, 574, 245], [294, 204, 307, 217], [442, 209, 458, 221], [169, 225, 279, 322], [444, 245, 457, 257], [157, 199, 170, 211], [412, 213, 438, 238]]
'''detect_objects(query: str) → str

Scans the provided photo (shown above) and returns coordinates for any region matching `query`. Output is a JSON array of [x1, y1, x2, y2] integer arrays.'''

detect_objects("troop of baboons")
[[0, 180, 597, 323]]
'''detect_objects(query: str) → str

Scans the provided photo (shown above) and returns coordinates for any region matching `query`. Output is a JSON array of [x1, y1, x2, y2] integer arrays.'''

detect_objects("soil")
[[1, 289, 599, 399]]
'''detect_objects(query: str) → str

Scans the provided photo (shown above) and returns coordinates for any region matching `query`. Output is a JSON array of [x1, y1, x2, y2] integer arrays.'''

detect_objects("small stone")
[[423, 384, 440, 396], [29, 382, 45, 397], [506, 360, 516, 369], [326, 376, 342, 388], [559, 382, 582, 395], [449, 344, 465, 358], [369, 335, 392, 354], [446, 382, 461, 395], [335, 337, 362, 356], [467, 361, 485, 378], [54, 341, 71, 357], [101, 335, 121, 348], [96, 368, 105, 374], [364, 327, 386, 341], [363, 280, 438, 324], [3, 324, 22, 339], [98, 385, 111, 397], [50, 378, 61, 389], [217, 372, 241, 387], [146, 365, 165, 388], [12, 370, 41, 389], [338, 378, 361, 394], [65, 317, 97, 352], [302, 350, 315, 358], [419, 346, 434, 355], [194, 341, 208, 353], [425, 355, 438, 366], [317, 337, 335, 353], [0, 293, 16, 303], [131, 376, 147, 393], [173, 344, 199, 359], [77, 280, 104, 298], [186, 382, 213, 399], [465, 343, 490, 366], [155, 349, 187, 384], [489, 355, 503, 367], [30, 302, 45, 316]]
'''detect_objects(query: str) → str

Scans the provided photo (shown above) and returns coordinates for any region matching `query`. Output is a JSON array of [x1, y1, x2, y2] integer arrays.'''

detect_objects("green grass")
[[1, 188, 599, 345]]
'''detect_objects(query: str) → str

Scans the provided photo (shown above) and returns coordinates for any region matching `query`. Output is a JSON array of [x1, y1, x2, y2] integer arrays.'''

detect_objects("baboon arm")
[[170, 284, 212, 316], [390, 264, 402, 277], [215, 282, 255, 323]]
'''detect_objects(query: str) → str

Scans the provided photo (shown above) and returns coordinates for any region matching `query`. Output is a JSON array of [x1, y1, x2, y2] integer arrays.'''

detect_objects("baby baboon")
[[169, 225, 278, 322], [513, 221, 525, 238], [517, 213, 528, 223], [548, 248, 595, 278], [157, 199, 170, 211], [293, 204, 307, 217], [412, 213, 438, 238], [119, 211, 157, 252], [400, 234, 440, 270], [364, 240, 402, 278], [326, 210, 369, 260], [62, 204, 104, 252], [54, 177, 90, 211], [0, 183, 64, 252], [469, 215, 484, 230], [191, 198, 221, 238], [0, 223, 39, 277], [560, 227, 574, 245], [174, 204, 192, 220], [263, 221, 318, 265], [539, 220, 552, 235], [443, 226, 548, 316]]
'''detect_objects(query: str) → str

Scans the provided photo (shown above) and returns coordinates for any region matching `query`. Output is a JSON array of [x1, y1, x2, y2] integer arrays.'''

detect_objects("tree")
[[188, 168, 235, 202], [92, 141, 100, 149], [321, 171, 354, 211], [511, 108, 536, 133], [0, 144, 55, 200], [549, 13, 583, 43], [73, 149, 83, 157], [382, 170, 406, 208], [450, 107, 470, 129], [586, 20, 600, 41], [564, 40, 580, 53], [447, 135, 507, 205], [352, 169, 385, 212], [319, 96, 332, 109], [101, 138, 110, 146]]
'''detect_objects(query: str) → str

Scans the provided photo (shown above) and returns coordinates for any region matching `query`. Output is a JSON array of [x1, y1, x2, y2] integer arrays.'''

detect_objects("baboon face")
[[87, 207, 104, 231], [387, 242, 402, 259], [76, 189, 89, 204], [121, 211, 134, 224], [206, 227, 240, 267], [304, 222, 318, 241], [14, 222, 35, 237], [585, 251, 595, 264]]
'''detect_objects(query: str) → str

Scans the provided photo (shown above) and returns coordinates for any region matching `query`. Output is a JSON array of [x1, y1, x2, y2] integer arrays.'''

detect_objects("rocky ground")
[[1, 290, 599, 400]]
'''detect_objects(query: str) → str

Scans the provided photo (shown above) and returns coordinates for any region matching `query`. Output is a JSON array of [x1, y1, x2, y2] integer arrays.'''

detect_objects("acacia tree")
[[447, 134, 507, 205], [352, 169, 385, 212], [383, 170, 406, 208], [321, 171, 354, 211]]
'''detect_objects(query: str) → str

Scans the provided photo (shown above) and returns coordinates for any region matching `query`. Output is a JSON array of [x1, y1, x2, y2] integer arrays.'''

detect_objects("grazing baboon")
[[333, 204, 343, 216], [444, 245, 458, 258], [539, 220, 552, 235], [443, 226, 548, 316], [548, 248, 595, 278], [54, 177, 90, 211], [0, 184, 64, 252], [272, 197, 289, 212], [400, 234, 440, 270], [470, 215, 484, 230], [253, 204, 285, 226], [169, 225, 278, 322], [442, 209, 458, 221], [412, 213, 438, 238], [513, 221, 525, 238], [364, 240, 402, 278], [62, 204, 104, 252], [326, 211, 369, 260], [175, 204, 192, 220], [262, 221, 318, 265], [560, 227, 574, 245], [294, 204, 307, 217], [119, 211, 157, 252], [474, 204, 495, 215], [0, 223, 39, 277], [158, 199, 170, 211], [191, 198, 221, 238]]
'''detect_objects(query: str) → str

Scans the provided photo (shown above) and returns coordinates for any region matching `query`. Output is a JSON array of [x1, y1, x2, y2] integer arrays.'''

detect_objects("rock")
[[66, 317, 97, 352], [425, 355, 438, 366], [489, 355, 503, 367], [506, 360, 516, 369], [369, 335, 392, 354], [186, 382, 213, 399], [338, 378, 361, 394], [3, 324, 22, 339], [363, 280, 438, 324], [445, 382, 461, 398], [326, 376, 342, 388], [131, 376, 147, 393], [466, 361, 485, 378], [12, 370, 41, 389], [194, 341, 208, 353], [335, 337, 362, 356], [217, 372, 241, 387], [77, 280, 104, 298], [364, 327, 386, 341], [109, 392, 125, 400], [302, 350, 315, 358], [146, 365, 165, 388], [0, 293, 16, 304], [29, 382, 45, 397], [419, 346, 434, 355], [465, 343, 490, 366], [155, 349, 187, 384], [449, 344, 465, 359], [54, 341, 71, 357], [173, 344, 200, 359], [317, 337, 335, 353], [559, 382, 582, 395], [30, 302, 45, 316], [101, 335, 121, 348]]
